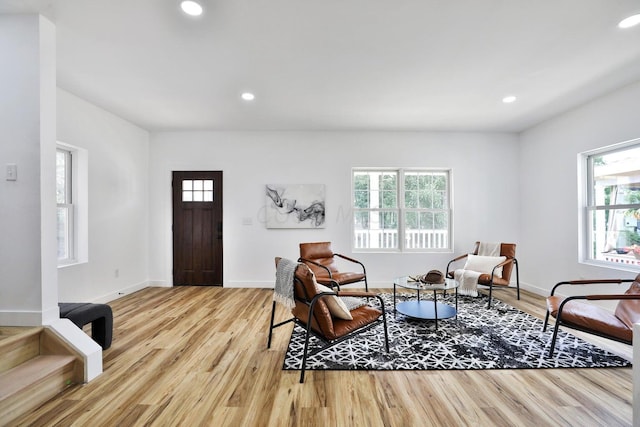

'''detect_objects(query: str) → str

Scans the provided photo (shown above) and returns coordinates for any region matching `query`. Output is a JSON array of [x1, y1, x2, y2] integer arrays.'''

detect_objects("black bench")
[[59, 303, 113, 350]]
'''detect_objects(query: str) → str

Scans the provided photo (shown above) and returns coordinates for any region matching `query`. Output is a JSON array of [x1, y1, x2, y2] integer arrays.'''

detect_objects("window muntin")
[[56, 148, 74, 262], [584, 143, 640, 268], [353, 169, 451, 251]]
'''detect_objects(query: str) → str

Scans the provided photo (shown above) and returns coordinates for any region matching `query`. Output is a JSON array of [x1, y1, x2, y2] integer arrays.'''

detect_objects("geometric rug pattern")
[[283, 293, 632, 371]]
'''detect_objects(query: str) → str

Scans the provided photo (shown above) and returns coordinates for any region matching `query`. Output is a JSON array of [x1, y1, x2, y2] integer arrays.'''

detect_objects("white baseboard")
[[226, 281, 274, 288], [92, 280, 150, 304]]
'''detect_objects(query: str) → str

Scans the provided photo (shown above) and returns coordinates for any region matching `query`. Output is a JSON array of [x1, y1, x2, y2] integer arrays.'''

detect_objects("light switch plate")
[[6, 164, 17, 181]]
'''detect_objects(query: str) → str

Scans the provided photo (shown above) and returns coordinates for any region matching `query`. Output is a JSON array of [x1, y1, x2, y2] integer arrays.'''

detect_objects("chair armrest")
[[446, 254, 469, 275], [334, 253, 366, 271], [489, 257, 516, 279], [585, 294, 640, 301], [494, 257, 515, 268], [550, 279, 635, 296], [298, 257, 333, 278], [334, 253, 362, 264]]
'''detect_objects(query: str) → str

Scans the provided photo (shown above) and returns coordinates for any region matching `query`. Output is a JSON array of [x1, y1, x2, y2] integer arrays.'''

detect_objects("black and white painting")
[[265, 184, 326, 228]]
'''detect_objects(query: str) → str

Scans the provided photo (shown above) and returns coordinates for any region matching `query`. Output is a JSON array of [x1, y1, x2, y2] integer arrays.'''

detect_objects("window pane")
[[589, 208, 640, 260], [591, 147, 640, 206], [380, 173, 397, 208], [354, 172, 370, 209], [193, 191, 204, 202], [404, 212, 449, 249], [353, 210, 398, 249], [204, 191, 213, 202], [418, 191, 431, 208], [56, 151, 67, 204], [204, 180, 213, 191], [433, 190, 445, 209], [183, 191, 193, 202], [405, 189, 417, 208], [57, 207, 69, 260], [354, 190, 370, 208], [193, 180, 203, 191]]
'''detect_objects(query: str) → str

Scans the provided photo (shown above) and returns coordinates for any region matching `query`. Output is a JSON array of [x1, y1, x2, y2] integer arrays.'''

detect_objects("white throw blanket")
[[454, 269, 482, 297], [454, 242, 502, 297], [478, 242, 501, 257], [274, 258, 297, 309]]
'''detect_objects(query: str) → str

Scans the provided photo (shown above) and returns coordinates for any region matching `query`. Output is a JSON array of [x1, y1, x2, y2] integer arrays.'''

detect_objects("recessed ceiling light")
[[180, 1, 203, 17], [618, 14, 640, 29], [241, 92, 255, 101], [502, 95, 517, 104]]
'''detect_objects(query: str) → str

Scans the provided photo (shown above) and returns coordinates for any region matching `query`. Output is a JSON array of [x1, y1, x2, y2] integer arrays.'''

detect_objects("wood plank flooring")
[[10, 286, 633, 426]]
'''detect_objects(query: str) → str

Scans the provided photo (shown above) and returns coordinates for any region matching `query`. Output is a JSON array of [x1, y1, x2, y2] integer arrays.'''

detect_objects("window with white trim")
[[353, 169, 452, 252], [56, 142, 88, 266], [582, 141, 640, 268]]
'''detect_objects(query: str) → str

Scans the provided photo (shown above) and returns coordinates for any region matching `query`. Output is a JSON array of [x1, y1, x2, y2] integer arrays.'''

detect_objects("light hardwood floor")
[[11, 286, 633, 426]]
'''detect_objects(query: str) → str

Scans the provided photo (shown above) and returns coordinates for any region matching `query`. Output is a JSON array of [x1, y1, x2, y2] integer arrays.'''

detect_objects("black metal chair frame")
[[267, 276, 388, 383], [445, 255, 520, 309], [298, 253, 368, 292], [542, 278, 638, 358]]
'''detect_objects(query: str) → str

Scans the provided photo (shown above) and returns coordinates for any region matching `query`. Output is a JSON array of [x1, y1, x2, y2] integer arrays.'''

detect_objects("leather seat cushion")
[[331, 305, 382, 340], [477, 274, 510, 286], [546, 296, 631, 342]]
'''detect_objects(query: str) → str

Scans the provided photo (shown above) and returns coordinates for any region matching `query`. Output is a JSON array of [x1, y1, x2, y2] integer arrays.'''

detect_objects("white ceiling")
[[3, 0, 640, 133]]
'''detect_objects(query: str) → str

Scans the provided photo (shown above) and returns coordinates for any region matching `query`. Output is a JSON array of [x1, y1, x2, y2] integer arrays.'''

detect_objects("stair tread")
[[0, 355, 76, 400], [0, 328, 42, 374]]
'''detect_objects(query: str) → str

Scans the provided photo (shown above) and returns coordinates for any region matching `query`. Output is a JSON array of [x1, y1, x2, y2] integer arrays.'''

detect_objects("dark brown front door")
[[172, 171, 223, 286]]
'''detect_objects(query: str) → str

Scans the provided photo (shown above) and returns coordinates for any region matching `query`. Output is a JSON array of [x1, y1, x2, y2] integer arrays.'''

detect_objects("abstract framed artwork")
[[265, 184, 326, 228]]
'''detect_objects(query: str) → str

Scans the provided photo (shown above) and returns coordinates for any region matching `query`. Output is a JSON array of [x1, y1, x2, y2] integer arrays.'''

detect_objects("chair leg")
[[382, 308, 389, 352], [542, 310, 550, 332], [514, 259, 520, 300], [375, 294, 389, 352], [487, 284, 493, 309], [548, 320, 561, 358], [300, 317, 314, 383], [267, 301, 277, 349]]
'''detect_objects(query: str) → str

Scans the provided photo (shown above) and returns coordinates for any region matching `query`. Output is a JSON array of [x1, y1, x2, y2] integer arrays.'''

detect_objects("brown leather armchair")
[[268, 258, 388, 383], [543, 274, 640, 357], [298, 241, 368, 291], [446, 241, 520, 308]]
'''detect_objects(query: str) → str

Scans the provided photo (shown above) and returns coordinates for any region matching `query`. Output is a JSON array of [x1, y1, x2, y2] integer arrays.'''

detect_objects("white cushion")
[[315, 283, 353, 320], [463, 254, 506, 278]]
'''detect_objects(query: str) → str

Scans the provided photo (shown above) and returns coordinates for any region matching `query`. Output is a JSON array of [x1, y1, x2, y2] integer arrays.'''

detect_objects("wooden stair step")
[[0, 355, 76, 423], [0, 327, 42, 374]]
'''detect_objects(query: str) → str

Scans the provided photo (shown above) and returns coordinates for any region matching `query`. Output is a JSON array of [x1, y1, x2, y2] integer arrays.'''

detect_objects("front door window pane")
[[182, 179, 214, 202]]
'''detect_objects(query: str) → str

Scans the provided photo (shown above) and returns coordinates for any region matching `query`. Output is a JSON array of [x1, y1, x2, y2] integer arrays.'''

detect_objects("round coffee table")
[[393, 276, 459, 329]]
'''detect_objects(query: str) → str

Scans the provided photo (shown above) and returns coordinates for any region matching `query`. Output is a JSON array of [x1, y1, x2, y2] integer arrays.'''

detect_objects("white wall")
[[149, 131, 520, 288], [0, 15, 58, 325], [519, 80, 640, 296], [57, 89, 150, 303]]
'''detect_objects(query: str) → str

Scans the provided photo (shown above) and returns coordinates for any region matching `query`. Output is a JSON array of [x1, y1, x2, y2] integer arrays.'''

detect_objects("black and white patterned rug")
[[283, 293, 632, 371]]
